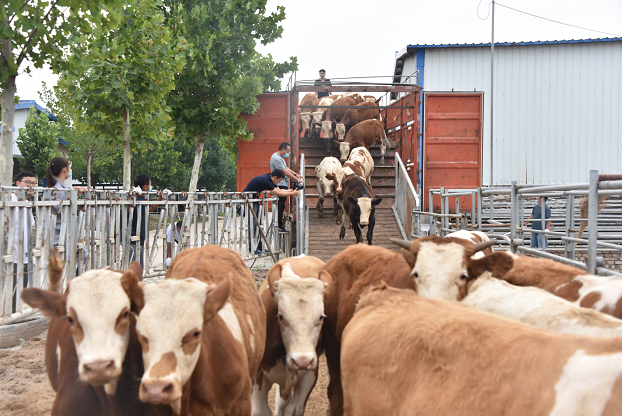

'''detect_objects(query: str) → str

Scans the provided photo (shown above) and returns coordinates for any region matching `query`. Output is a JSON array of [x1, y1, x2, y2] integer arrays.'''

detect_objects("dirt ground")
[[0, 269, 329, 416]]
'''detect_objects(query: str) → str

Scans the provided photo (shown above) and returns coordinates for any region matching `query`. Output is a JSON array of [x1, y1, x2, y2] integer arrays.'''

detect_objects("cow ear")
[[371, 198, 382, 206], [267, 263, 282, 297], [468, 252, 514, 279], [128, 261, 143, 281], [348, 197, 356, 205], [121, 268, 145, 314], [204, 274, 233, 323], [318, 270, 333, 291], [401, 248, 417, 269], [21, 288, 67, 318]]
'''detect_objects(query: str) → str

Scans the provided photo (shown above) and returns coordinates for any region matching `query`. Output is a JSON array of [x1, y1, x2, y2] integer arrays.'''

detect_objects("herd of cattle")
[[20, 230, 622, 415], [299, 92, 390, 164]]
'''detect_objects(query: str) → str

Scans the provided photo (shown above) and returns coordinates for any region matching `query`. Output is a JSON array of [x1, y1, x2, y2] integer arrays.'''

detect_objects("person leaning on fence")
[[165, 220, 183, 267], [11, 171, 36, 313], [243, 169, 299, 255], [129, 173, 164, 269], [529, 196, 552, 249], [315, 69, 331, 99], [270, 142, 303, 234]]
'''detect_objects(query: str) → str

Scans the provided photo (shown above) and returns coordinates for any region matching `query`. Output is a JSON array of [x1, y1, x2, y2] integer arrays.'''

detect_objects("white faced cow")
[[253, 256, 332, 416], [315, 156, 344, 223]]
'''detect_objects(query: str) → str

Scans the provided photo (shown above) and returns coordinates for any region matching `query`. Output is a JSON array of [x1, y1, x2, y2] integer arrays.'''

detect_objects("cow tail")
[[48, 249, 65, 293]]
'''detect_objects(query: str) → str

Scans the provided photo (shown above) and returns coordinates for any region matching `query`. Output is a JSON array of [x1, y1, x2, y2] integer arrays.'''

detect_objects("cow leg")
[[316, 197, 324, 219], [367, 214, 376, 246], [325, 138, 331, 153], [339, 212, 348, 240], [333, 194, 341, 224], [282, 369, 319, 416], [379, 138, 386, 166], [252, 372, 273, 416], [353, 222, 362, 244]]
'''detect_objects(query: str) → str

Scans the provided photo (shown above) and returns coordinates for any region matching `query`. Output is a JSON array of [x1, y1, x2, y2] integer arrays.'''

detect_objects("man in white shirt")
[[12, 171, 36, 312], [166, 221, 183, 266]]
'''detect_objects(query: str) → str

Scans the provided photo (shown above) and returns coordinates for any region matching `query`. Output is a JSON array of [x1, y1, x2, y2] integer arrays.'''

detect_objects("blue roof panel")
[[15, 100, 58, 122]]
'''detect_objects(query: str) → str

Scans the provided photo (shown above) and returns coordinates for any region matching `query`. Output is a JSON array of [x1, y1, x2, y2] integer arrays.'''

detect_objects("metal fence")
[[410, 170, 622, 277], [1, 187, 282, 323], [393, 152, 421, 240], [295, 153, 309, 256]]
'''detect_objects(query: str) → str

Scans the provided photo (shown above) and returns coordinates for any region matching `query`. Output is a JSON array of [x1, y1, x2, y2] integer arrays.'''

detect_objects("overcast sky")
[[16, 0, 622, 107]]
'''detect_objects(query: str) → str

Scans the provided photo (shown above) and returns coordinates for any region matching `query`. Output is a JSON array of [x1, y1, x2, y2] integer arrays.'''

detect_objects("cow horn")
[[390, 238, 412, 250], [473, 239, 497, 252]]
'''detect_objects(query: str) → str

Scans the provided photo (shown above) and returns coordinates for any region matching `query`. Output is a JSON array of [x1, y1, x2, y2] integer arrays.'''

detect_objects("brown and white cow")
[[341, 92, 363, 104], [299, 93, 319, 137], [252, 256, 331, 416], [391, 236, 504, 301], [133, 245, 266, 415], [315, 156, 344, 223], [338, 119, 390, 165], [342, 284, 622, 416], [324, 148, 372, 198], [446, 230, 494, 259], [310, 97, 334, 134], [363, 95, 380, 103], [335, 102, 381, 142], [321, 245, 415, 416], [340, 174, 381, 245], [21, 255, 150, 416], [463, 272, 622, 338], [321, 96, 356, 150]]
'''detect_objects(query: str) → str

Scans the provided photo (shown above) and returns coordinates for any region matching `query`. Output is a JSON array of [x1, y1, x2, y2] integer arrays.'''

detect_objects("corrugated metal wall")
[[12, 109, 30, 156], [401, 41, 622, 185]]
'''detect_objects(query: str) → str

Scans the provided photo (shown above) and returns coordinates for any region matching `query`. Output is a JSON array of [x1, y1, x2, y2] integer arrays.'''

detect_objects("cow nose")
[[290, 354, 316, 371], [140, 379, 180, 403], [82, 360, 117, 383], [324, 192, 332, 197], [360, 221, 369, 226]]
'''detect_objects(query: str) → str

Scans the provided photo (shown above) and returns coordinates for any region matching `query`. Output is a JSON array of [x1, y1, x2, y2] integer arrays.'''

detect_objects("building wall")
[[13, 108, 30, 156], [400, 41, 622, 185]]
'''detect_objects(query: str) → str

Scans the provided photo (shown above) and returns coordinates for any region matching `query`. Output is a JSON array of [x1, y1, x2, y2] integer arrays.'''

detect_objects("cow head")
[[335, 123, 346, 141], [348, 197, 382, 227], [311, 111, 324, 125], [21, 259, 143, 388], [135, 276, 231, 414], [391, 237, 512, 301], [300, 112, 312, 136], [267, 263, 332, 372], [339, 142, 351, 162], [325, 170, 347, 194], [321, 120, 333, 140]]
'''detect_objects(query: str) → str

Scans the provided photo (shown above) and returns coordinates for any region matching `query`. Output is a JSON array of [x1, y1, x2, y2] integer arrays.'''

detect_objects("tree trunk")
[[188, 136, 205, 192], [122, 109, 131, 191], [1, 24, 15, 186], [86, 153, 92, 189]]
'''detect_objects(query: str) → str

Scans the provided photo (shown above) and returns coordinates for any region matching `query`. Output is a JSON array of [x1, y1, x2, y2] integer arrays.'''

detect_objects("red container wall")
[[423, 92, 483, 212], [237, 93, 290, 192]]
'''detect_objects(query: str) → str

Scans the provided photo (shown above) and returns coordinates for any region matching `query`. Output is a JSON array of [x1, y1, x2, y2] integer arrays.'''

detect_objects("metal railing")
[[411, 170, 622, 277], [392, 152, 421, 240], [295, 153, 309, 255], [1, 187, 281, 323]]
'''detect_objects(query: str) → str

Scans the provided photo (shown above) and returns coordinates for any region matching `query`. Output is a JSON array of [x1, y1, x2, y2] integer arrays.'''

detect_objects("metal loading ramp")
[[300, 136, 403, 262]]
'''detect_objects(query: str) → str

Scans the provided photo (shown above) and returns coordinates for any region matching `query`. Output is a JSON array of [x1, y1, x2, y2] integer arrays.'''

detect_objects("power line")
[[495, 2, 620, 37]]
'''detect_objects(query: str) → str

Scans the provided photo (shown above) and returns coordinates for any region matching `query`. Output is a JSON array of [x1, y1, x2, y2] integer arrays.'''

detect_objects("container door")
[[423, 92, 483, 212], [237, 93, 290, 191]]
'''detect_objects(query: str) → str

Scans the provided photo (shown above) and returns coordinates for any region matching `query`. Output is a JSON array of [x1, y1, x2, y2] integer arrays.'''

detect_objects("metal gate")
[[423, 92, 483, 212]]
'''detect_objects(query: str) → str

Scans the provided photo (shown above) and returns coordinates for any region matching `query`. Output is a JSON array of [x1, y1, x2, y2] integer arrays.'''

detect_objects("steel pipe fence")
[[393, 152, 421, 240], [295, 153, 308, 256], [410, 170, 622, 277], [0, 187, 281, 324]]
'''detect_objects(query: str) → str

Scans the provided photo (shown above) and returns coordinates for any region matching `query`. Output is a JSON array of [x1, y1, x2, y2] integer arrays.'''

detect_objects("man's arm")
[[271, 188, 300, 197], [283, 167, 302, 182]]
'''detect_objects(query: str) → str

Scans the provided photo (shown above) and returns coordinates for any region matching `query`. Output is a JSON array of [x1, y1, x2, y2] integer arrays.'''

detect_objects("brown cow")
[[134, 245, 266, 415], [252, 256, 331, 416], [338, 119, 390, 165], [321, 244, 415, 416], [299, 93, 319, 137], [21, 255, 153, 416], [342, 284, 622, 416], [321, 96, 356, 148], [335, 102, 381, 141], [340, 174, 381, 245]]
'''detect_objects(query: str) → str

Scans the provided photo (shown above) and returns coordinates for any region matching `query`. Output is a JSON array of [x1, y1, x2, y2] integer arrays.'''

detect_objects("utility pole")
[[490, 0, 495, 187]]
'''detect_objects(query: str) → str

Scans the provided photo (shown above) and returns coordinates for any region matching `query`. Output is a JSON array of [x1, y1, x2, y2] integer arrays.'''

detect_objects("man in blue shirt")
[[244, 169, 299, 254], [270, 142, 303, 234], [529, 196, 552, 248]]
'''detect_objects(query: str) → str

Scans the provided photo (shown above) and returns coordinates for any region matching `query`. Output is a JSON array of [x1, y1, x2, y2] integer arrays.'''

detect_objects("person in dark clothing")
[[243, 169, 299, 254], [129, 173, 163, 268], [315, 69, 331, 99], [529, 196, 552, 249]]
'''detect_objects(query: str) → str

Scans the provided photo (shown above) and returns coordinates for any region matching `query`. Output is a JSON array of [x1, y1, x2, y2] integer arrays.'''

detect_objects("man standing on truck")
[[270, 142, 303, 234], [315, 69, 331, 99]]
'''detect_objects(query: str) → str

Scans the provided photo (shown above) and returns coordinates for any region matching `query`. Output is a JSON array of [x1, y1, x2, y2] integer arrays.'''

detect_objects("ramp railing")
[[0, 188, 280, 323], [393, 152, 421, 240], [295, 153, 309, 255]]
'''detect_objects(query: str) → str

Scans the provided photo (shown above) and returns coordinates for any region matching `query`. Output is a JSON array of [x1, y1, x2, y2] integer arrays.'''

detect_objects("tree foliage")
[[16, 111, 60, 180]]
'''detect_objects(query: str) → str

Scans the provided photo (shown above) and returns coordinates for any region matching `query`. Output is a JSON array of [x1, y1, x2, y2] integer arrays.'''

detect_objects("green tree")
[[164, 0, 297, 191], [1, 0, 122, 185], [16, 111, 60, 180], [59, 0, 188, 190]]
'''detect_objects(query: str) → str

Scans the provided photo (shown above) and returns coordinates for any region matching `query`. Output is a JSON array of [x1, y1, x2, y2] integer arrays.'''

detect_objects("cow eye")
[[460, 273, 468, 280], [277, 314, 288, 325], [67, 316, 74, 324], [122, 310, 129, 318], [193, 331, 200, 338], [316, 316, 325, 326], [413, 272, 419, 278]]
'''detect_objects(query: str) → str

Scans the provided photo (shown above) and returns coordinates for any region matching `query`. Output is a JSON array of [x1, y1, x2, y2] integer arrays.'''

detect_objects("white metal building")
[[392, 38, 622, 186], [9, 100, 62, 156]]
